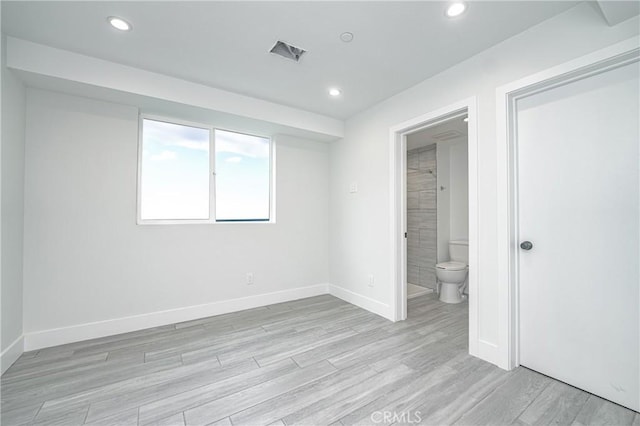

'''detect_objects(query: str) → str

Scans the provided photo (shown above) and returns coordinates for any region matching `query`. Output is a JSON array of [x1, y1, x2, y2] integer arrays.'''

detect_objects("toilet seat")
[[436, 261, 467, 271]]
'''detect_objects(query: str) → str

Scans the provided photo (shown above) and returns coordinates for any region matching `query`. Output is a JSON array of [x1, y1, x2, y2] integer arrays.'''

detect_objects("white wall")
[[22, 89, 330, 347], [1, 34, 26, 371], [436, 138, 468, 262], [328, 2, 639, 366], [448, 140, 469, 242]]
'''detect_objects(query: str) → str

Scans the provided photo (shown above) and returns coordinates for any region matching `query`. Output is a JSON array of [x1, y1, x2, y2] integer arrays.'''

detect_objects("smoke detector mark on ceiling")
[[431, 130, 463, 141], [270, 40, 306, 62]]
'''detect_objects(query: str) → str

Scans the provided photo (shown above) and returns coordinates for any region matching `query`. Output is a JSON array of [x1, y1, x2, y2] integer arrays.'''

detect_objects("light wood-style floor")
[[2, 294, 638, 425]]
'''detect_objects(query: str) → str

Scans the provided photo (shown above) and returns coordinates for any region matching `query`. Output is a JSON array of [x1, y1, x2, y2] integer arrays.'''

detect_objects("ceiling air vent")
[[431, 130, 463, 141], [270, 40, 306, 62]]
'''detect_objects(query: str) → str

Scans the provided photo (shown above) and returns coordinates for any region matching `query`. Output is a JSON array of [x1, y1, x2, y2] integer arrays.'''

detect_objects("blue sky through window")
[[140, 119, 271, 221], [140, 119, 210, 220], [215, 130, 270, 221]]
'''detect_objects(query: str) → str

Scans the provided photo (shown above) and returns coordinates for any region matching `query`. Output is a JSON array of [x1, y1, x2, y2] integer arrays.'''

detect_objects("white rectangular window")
[[138, 117, 272, 224]]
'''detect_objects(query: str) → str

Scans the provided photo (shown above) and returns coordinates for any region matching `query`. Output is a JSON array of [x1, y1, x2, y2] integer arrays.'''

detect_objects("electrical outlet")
[[349, 182, 358, 193], [246, 272, 254, 285], [367, 274, 374, 287]]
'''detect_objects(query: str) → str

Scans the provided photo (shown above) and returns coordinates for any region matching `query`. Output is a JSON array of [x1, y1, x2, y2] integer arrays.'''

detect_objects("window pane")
[[140, 119, 210, 220], [215, 130, 270, 221]]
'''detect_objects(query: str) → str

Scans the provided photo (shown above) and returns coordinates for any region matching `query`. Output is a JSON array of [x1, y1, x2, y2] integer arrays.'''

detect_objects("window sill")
[[136, 219, 275, 226]]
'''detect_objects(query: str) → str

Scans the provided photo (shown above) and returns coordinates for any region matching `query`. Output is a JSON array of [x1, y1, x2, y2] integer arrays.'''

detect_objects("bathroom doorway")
[[405, 118, 469, 302], [389, 97, 479, 355]]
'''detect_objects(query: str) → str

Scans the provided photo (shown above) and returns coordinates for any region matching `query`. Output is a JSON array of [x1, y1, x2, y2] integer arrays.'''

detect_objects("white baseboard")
[[1, 335, 24, 375], [24, 284, 329, 351], [327, 283, 393, 321], [22, 284, 396, 352]]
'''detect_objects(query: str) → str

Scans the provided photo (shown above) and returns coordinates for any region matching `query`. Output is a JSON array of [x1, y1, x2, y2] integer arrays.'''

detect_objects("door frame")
[[389, 97, 479, 357], [496, 37, 640, 370]]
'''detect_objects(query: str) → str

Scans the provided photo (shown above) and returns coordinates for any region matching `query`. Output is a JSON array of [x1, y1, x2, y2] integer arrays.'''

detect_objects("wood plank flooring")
[[2, 294, 638, 425]]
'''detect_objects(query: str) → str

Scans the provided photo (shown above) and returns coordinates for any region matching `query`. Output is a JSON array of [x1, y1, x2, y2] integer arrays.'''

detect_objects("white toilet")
[[436, 240, 469, 304]]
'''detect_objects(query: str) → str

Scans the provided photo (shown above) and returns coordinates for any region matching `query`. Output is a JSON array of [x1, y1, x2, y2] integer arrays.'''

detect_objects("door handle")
[[520, 241, 533, 250]]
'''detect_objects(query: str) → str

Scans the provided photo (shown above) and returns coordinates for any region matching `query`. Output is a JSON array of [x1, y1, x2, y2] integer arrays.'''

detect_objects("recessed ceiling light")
[[340, 32, 354, 43], [446, 2, 467, 18], [328, 88, 341, 97], [108, 16, 132, 31], [463, 117, 469, 123]]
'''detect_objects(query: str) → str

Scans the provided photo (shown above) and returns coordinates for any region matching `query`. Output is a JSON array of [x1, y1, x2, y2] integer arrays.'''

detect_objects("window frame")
[[136, 114, 275, 225]]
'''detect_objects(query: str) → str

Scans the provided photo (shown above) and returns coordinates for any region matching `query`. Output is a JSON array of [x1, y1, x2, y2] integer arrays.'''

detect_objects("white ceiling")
[[407, 115, 468, 151], [2, 1, 579, 119], [15, 70, 342, 143]]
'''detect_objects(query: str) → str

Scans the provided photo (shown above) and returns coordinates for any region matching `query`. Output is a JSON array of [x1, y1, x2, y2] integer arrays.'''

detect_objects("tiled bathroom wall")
[[407, 145, 437, 289]]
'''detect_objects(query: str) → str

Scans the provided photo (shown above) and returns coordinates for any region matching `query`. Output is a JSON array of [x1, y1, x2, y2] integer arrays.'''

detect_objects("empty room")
[[1, 1, 639, 425]]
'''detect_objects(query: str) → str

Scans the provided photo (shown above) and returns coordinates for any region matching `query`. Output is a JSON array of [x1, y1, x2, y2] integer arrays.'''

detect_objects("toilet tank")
[[449, 240, 469, 263]]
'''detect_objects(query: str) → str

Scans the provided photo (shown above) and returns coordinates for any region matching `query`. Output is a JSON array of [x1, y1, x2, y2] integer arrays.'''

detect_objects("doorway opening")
[[405, 117, 469, 303], [389, 97, 479, 356]]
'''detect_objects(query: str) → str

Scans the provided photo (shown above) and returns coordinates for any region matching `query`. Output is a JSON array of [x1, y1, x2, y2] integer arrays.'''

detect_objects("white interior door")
[[517, 61, 639, 411]]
